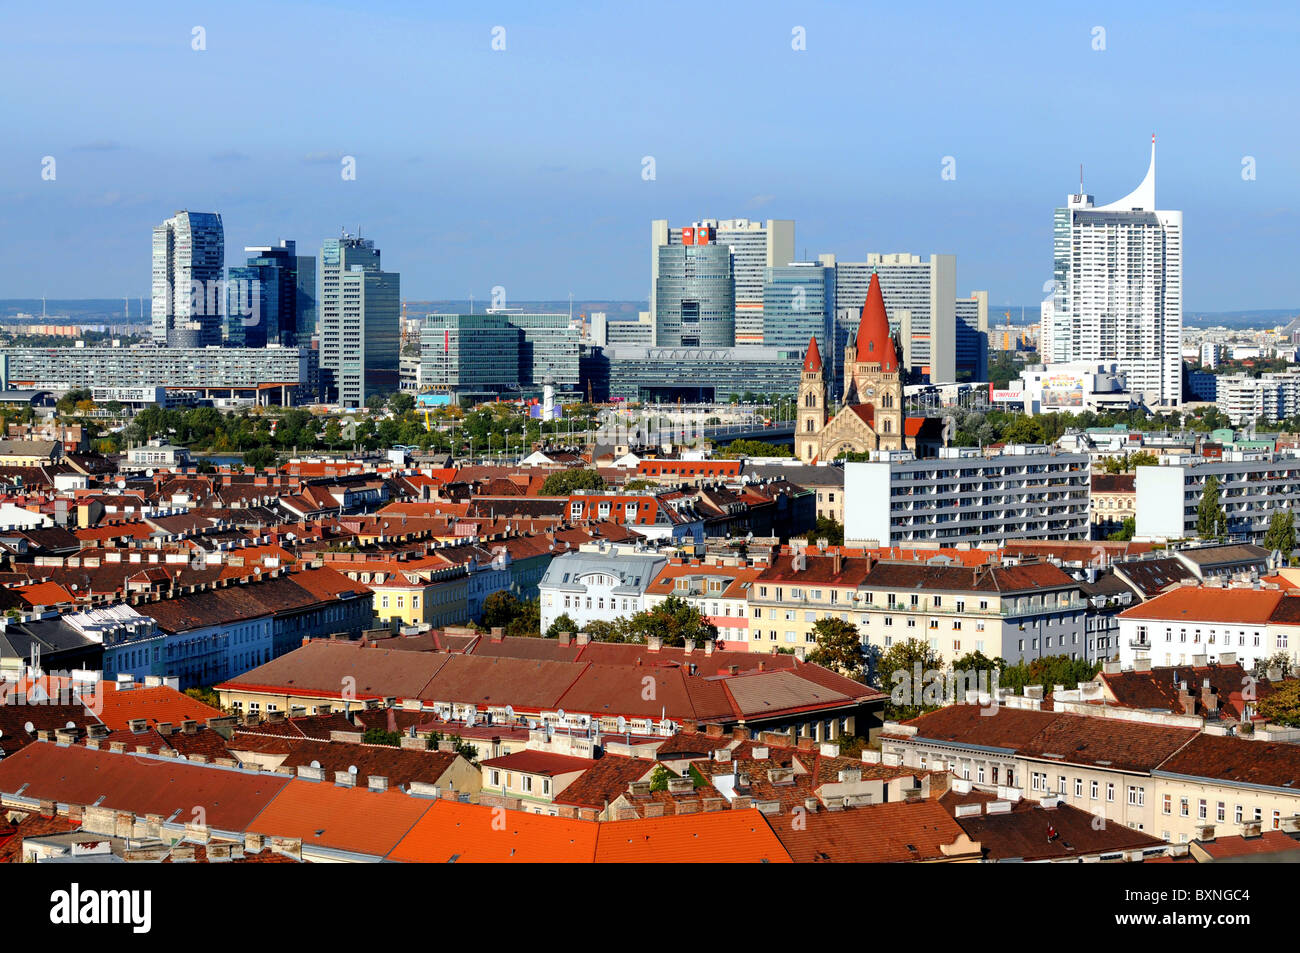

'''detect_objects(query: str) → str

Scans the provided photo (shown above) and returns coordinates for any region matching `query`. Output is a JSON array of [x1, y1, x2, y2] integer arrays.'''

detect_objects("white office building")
[[1042, 139, 1183, 408], [1135, 453, 1300, 542], [844, 446, 1091, 546]]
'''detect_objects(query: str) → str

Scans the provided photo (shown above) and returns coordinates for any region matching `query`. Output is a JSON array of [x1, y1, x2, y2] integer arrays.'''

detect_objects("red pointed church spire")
[[803, 335, 822, 373], [855, 273, 899, 372]]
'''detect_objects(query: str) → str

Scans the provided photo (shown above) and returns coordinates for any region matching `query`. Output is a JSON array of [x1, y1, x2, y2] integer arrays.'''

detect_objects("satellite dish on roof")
[[617, 716, 627, 733], [505, 705, 514, 720], [556, 709, 565, 722], [66, 721, 76, 729], [465, 710, 477, 727], [528, 720, 537, 730], [24, 721, 35, 734], [348, 765, 358, 776], [659, 718, 672, 731], [310, 760, 321, 769], [117, 480, 126, 489]]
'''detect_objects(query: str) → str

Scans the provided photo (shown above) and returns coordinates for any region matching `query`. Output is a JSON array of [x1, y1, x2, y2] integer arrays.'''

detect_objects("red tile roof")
[[388, 800, 599, 863], [774, 798, 975, 863], [593, 809, 792, 863], [248, 778, 434, 858], [0, 742, 289, 832]]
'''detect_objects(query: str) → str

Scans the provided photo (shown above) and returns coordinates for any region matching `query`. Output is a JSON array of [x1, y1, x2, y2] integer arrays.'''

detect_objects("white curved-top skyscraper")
[[151, 210, 225, 348], [1041, 137, 1183, 408]]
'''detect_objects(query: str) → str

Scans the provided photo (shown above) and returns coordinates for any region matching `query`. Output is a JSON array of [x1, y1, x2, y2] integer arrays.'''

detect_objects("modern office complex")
[[2, 345, 311, 404], [822, 253, 984, 386], [651, 239, 735, 348], [418, 312, 580, 402], [1215, 372, 1300, 425], [151, 210, 225, 348], [844, 446, 1092, 546], [650, 218, 794, 345], [1041, 138, 1183, 407], [225, 240, 315, 348], [761, 263, 834, 351], [318, 235, 400, 407], [499, 311, 581, 391], [419, 314, 520, 400], [601, 345, 803, 403], [1135, 452, 1300, 542]]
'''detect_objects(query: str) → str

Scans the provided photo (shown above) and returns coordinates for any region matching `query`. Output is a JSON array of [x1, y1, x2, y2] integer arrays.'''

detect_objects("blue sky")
[[2, 0, 1297, 310]]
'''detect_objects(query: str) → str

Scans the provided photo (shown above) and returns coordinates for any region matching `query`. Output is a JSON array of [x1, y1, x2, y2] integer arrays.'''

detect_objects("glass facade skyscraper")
[[318, 235, 400, 407], [151, 210, 224, 348], [652, 242, 735, 348], [226, 240, 303, 348], [761, 263, 834, 352]]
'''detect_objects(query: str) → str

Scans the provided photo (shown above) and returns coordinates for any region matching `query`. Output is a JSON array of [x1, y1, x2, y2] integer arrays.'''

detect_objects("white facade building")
[[538, 543, 668, 633], [1043, 139, 1183, 408], [1216, 372, 1300, 425], [1135, 452, 1300, 542], [844, 446, 1091, 546]]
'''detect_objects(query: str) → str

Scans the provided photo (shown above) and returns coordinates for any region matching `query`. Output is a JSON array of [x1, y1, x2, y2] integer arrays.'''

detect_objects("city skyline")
[[2, 2, 1298, 310]]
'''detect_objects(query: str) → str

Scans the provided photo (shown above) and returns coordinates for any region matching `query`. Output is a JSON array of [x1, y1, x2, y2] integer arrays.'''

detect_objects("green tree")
[[718, 439, 792, 459], [1002, 415, 1047, 445], [389, 392, 415, 415], [1108, 516, 1136, 541], [624, 595, 717, 646], [804, 516, 844, 546], [876, 638, 945, 721], [1264, 511, 1296, 555], [545, 613, 579, 639], [540, 468, 606, 495], [581, 619, 631, 643], [1257, 679, 1300, 728], [999, 655, 1100, 695], [362, 728, 401, 747], [243, 445, 279, 471], [505, 597, 541, 638], [805, 617, 866, 680], [1196, 475, 1228, 540]]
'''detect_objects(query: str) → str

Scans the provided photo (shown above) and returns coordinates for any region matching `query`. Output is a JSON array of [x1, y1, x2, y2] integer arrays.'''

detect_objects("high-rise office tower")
[[151, 211, 224, 348], [826, 253, 959, 385], [1042, 138, 1183, 407], [651, 235, 735, 348], [650, 218, 794, 345], [226, 240, 304, 348], [761, 263, 834, 353], [318, 234, 399, 407]]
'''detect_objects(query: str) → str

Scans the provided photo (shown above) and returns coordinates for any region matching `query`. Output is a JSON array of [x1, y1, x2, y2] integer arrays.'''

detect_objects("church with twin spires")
[[794, 272, 949, 462]]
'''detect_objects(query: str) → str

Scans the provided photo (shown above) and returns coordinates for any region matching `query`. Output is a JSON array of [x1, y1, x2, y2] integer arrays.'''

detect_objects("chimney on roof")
[[490, 626, 504, 643], [1200, 679, 1219, 715], [647, 636, 662, 652], [558, 631, 571, 647]]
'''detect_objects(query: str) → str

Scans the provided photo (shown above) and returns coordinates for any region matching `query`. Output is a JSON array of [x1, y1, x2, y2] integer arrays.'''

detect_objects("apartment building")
[[326, 554, 471, 630], [845, 446, 1091, 546], [537, 543, 668, 632], [747, 550, 873, 652], [856, 560, 1087, 668], [1117, 584, 1300, 670], [1135, 452, 1300, 542], [643, 558, 761, 648]]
